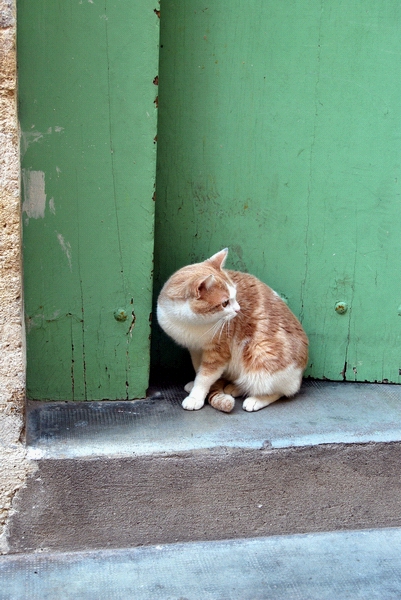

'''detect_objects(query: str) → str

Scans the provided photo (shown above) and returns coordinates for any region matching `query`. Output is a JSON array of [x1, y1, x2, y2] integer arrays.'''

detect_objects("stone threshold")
[[26, 380, 401, 459]]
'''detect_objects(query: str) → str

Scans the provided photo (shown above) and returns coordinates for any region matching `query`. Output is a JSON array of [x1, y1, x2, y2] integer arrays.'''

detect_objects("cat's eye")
[[222, 300, 229, 308]]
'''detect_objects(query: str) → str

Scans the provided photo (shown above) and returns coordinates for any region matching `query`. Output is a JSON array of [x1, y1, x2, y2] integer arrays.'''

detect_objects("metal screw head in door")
[[335, 302, 348, 315], [114, 308, 128, 322]]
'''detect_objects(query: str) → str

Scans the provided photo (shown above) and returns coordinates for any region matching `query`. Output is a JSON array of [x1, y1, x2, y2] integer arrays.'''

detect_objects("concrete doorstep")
[[25, 379, 401, 458], [1, 528, 401, 599]]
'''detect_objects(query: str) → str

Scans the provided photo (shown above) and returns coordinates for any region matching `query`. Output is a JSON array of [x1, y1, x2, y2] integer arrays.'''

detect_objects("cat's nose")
[[234, 302, 240, 313]]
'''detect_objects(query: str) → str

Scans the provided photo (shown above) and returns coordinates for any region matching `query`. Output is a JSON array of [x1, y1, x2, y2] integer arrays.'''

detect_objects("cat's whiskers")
[[217, 318, 227, 343], [214, 319, 226, 342], [217, 316, 233, 343], [199, 318, 224, 341]]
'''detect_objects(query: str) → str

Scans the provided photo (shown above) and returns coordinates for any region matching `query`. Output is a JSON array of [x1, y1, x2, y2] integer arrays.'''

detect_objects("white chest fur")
[[157, 298, 219, 350]]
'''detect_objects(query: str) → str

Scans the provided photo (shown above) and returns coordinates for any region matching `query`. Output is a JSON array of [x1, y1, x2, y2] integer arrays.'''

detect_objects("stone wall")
[[0, 0, 35, 553]]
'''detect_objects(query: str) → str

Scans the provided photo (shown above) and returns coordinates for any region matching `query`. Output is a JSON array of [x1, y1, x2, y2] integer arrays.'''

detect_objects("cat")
[[157, 249, 308, 413]]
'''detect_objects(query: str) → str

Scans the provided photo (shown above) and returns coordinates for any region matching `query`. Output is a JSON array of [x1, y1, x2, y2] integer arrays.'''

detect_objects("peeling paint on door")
[[21, 170, 46, 220], [56, 233, 72, 271]]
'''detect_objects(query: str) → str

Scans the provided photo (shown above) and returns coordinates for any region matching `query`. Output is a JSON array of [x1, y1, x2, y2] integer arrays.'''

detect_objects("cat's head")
[[159, 249, 241, 324]]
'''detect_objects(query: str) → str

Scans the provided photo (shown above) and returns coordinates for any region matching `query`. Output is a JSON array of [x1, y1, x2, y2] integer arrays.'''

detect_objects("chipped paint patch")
[[26, 310, 62, 333], [21, 170, 46, 220], [56, 232, 72, 270], [20, 130, 44, 157], [49, 198, 56, 214], [21, 126, 64, 157]]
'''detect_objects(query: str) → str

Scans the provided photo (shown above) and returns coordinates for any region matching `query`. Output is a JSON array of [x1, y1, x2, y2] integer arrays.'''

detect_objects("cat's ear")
[[207, 248, 228, 270], [196, 274, 215, 298]]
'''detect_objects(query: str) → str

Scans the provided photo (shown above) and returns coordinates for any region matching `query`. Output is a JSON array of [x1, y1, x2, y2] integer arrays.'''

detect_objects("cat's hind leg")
[[242, 393, 281, 412], [208, 379, 235, 413], [223, 382, 243, 398], [184, 381, 194, 393]]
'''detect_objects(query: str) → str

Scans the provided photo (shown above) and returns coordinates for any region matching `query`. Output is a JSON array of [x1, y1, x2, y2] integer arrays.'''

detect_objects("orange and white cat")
[[157, 249, 308, 413]]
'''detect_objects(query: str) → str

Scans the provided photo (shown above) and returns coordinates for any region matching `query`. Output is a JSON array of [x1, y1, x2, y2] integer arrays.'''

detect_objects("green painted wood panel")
[[18, 1, 159, 399], [154, 1, 401, 383]]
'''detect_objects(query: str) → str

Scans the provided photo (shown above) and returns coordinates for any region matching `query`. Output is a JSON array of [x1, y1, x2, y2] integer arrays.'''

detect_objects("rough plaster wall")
[[0, 0, 35, 554]]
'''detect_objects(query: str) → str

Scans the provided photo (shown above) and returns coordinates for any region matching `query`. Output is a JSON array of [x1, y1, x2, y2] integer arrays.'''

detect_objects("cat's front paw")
[[182, 395, 204, 411]]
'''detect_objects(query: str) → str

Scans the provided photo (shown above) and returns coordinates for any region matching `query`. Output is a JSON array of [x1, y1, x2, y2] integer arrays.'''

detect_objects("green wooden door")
[[18, 1, 159, 400], [154, 0, 401, 384]]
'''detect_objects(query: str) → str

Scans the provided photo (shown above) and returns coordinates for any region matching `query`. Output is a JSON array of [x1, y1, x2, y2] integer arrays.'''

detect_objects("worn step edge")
[[1, 527, 401, 600]]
